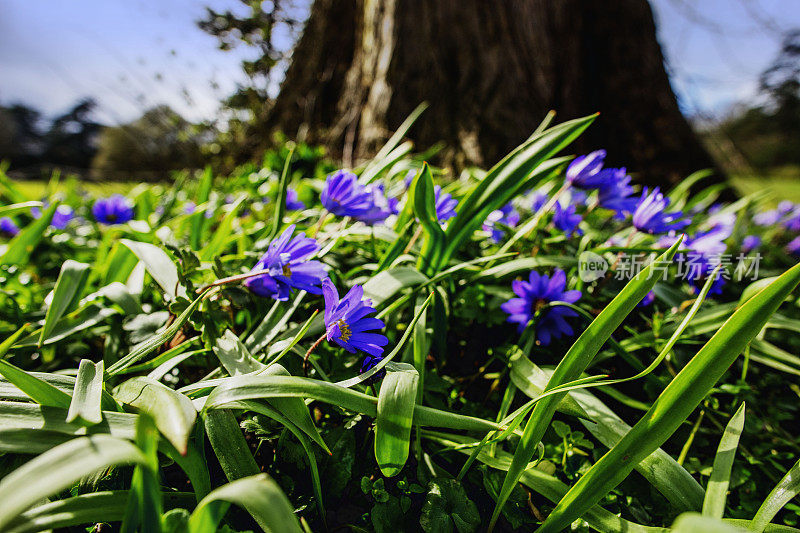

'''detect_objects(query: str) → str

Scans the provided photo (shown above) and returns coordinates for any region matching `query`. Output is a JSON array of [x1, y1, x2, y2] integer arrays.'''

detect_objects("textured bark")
[[266, 0, 722, 188]]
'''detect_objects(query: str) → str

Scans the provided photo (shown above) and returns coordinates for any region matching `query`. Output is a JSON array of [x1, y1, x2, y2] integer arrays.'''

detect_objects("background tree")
[[91, 105, 205, 179], [204, 0, 721, 189], [42, 98, 102, 169]]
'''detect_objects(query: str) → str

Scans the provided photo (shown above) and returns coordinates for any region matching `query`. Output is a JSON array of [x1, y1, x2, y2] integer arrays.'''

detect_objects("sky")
[[0, 0, 798, 125]]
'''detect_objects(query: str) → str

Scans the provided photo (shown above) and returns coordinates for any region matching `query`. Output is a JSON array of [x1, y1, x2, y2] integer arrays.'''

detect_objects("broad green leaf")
[[203, 408, 260, 481], [187, 474, 302, 533], [114, 376, 196, 454], [752, 457, 800, 533], [214, 329, 267, 375], [363, 266, 429, 303], [4, 491, 194, 533], [419, 478, 480, 533], [0, 359, 72, 408], [538, 261, 800, 533], [39, 260, 90, 346], [490, 237, 683, 528], [671, 513, 748, 533], [66, 359, 105, 425], [121, 239, 186, 299], [203, 374, 499, 433], [703, 403, 746, 518], [0, 435, 149, 530], [16, 304, 118, 348], [0, 400, 137, 440], [375, 362, 419, 477], [412, 163, 447, 275], [0, 202, 56, 266]]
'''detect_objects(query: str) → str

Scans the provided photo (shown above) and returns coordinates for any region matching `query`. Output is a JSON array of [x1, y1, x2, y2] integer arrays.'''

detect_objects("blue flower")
[[322, 278, 388, 357], [285, 188, 306, 211], [787, 236, 800, 257], [92, 195, 134, 225], [595, 168, 637, 217], [355, 184, 399, 226], [742, 235, 761, 253], [32, 204, 75, 229], [483, 202, 520, 242], [500, 269, 581, 345], [245, 224, 327, 301], [530, 189, 549, 212], [553, 202, 582, 237], [638, 291, 656, 308], [320, 170, 372, 217], [434, 185, 458, 222], [632, 188, 689, 234], [566, 150, 606, 189], [183, 201, 196, 215], [0, 217, 20, 237]]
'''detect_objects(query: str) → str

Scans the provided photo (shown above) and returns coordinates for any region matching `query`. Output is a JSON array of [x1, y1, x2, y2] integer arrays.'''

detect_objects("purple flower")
[[632, 188, 689, 234], [434, 185, 458, 222], [92, 195, 134, 225], [320, 170, 372, 217], [742, 235, 761, 253], [553, 202, 582, 237], [483, 202, 520, 242], [355, 184, 399, 226], [566, 150, 606, 189], [530, 189, 549, 212], [500, 269, 581, 346], [753, 210, 782, 226], [32, 204, 75, 229], [638, 291, 656, 308], [322, 278, 388, 358], [183, 201, 196, 215], [787, 236, 800, 257], [778, 201, 795, 215], [596, 168, 637, 217], [0, 217, 20, 237], [285, 188, 306, 211], [245, 224, 326, 301], [403, 170, 416, 189]]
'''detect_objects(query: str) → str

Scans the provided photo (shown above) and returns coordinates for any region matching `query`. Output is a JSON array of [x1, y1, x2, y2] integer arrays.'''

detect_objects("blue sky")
[[1, 0, 798, 124]]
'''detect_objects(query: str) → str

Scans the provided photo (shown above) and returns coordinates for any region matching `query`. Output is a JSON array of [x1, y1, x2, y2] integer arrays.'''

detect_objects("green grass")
[[730, 165, 800, 204], [12, 179, 138, 200]]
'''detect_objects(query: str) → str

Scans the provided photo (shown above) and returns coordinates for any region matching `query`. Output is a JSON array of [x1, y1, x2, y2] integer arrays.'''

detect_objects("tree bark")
[[265, 0, 722, 189]]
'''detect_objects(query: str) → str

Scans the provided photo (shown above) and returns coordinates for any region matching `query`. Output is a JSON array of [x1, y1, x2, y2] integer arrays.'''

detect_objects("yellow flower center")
[[533, 298, 547, 313], [337, 319, 352, 342], [282, 264, 292, 277]]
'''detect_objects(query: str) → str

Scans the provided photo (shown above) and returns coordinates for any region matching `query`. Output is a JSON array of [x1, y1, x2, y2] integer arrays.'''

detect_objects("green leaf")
[[66, 359, 105, 425], [203, 374, 498, 433], [190, 166, 214, 250], [412, 163, 447, 275], [114, 376, 197, 455], [0, 435, 149, 531], [375, 362, 419, 477], [187, 474, 302, 533], [214, 329, 267, 375], [0, 359, 72, 408], [363, 266, 429, 303], [490, 237, 683, 528], [121, 414, 162, 533], [16, 304, 118, 348], [0, 201, 43, 218], [199, 196, 244, 261], [0, 400, 137, 440], [419, 478, 481, 533], [671, 513, 749, 533], [269, 147, 293, 240], [121, 239, 186, 299], [203, 408, 260, 481], [538, 261, 800, 533], [752, 456, 800, 533], [0, 202, 56, 266], [4, 491, 194, 533], [39, 260, 90, 347], [703, 403, 746, 519]]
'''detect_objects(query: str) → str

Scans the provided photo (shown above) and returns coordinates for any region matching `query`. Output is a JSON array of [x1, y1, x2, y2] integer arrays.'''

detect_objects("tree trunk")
[[266, 0, 722, 189]]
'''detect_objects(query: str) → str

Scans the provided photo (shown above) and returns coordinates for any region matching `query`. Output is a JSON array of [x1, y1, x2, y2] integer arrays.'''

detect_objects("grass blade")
[[489, 237, 683, 529], [38, 260, 90, 347], [703, 402, 746, 518], [752, 457, 800, 533], [0, 202, 56, 266], [0, 435, 149, 530], [121, 239, 186, 300], [0, 359, 72, 408], [538, 261, 800, 533]]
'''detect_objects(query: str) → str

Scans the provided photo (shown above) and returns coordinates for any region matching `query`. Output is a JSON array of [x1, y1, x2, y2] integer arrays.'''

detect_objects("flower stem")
[[196, 268, 272, 293], [304, 333, 327, 376]]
